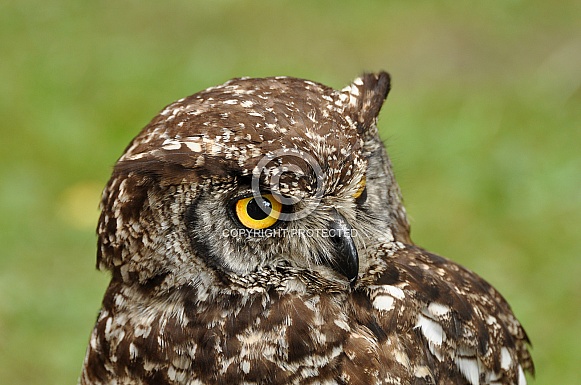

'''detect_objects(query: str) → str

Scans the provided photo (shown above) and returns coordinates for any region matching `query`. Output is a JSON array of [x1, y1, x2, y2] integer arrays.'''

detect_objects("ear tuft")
[[341, 71, 391, 134]]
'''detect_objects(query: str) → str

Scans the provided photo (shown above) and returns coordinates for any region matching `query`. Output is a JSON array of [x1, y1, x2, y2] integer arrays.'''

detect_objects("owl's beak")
[[327, 210, 359, 284]]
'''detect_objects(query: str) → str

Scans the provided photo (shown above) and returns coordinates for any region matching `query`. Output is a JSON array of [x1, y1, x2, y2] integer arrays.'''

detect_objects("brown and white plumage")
[[80, 72, 533, 384]]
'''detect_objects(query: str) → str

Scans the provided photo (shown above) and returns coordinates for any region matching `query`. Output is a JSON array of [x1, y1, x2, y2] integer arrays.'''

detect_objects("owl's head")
[[97, 72, 409, 292]]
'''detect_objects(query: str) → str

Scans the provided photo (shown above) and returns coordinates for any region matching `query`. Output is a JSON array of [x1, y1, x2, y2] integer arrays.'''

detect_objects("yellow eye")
[[353, 175, 366, 199], [234, 194, 282, 230]]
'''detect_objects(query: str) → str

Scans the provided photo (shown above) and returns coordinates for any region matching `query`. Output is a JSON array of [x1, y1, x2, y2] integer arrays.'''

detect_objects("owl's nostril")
[[327, 210, 359, 285]]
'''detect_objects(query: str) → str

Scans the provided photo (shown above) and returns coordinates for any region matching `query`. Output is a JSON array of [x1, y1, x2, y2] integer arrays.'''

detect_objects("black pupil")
[[247, 197, 272, 220]]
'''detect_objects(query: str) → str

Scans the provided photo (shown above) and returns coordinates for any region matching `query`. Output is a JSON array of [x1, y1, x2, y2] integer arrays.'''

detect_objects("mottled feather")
[[80, 72, 533, 385]]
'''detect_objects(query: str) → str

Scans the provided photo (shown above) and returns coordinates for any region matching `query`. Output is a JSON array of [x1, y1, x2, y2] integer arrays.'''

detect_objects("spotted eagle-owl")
[[80, 72, 533, 384]]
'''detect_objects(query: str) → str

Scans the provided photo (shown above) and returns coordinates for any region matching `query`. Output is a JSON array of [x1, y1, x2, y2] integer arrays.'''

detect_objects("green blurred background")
[[1, 0, 580, 383]]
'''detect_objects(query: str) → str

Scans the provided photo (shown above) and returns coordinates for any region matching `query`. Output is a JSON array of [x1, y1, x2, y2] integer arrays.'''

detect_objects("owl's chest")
[[92, 283, 390, 384], [175, 289, 353, 383]]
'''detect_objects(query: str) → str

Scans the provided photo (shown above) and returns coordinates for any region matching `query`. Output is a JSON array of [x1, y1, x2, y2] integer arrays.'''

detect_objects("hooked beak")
[[326, 210, 359, 284]]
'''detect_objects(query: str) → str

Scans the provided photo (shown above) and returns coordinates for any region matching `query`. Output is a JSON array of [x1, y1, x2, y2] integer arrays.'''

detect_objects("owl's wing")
[[356, 243, 533, 384]]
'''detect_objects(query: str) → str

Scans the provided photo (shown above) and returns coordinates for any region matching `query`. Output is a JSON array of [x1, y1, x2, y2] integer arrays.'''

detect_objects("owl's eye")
[[234, 194, 282, 230], [353, 176, 366, 199]]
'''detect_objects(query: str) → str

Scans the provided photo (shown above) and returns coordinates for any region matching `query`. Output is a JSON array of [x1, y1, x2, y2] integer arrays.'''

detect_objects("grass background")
[[1, 0, 580, 383]]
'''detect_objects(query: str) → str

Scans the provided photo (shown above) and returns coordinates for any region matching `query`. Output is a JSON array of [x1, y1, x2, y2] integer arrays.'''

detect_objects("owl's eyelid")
[[229, 189, 272, 202]]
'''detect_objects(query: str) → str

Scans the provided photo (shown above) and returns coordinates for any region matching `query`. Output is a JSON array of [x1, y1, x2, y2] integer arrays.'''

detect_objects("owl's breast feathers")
[[81, 243, 532, 385]]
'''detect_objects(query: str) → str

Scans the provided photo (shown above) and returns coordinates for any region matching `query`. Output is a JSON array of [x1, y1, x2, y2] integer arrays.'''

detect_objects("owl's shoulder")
[[351, 243, 533, 384]]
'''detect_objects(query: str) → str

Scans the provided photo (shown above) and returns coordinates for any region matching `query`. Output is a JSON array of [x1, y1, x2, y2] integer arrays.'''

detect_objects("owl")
[[80, 72, 533, 385]]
